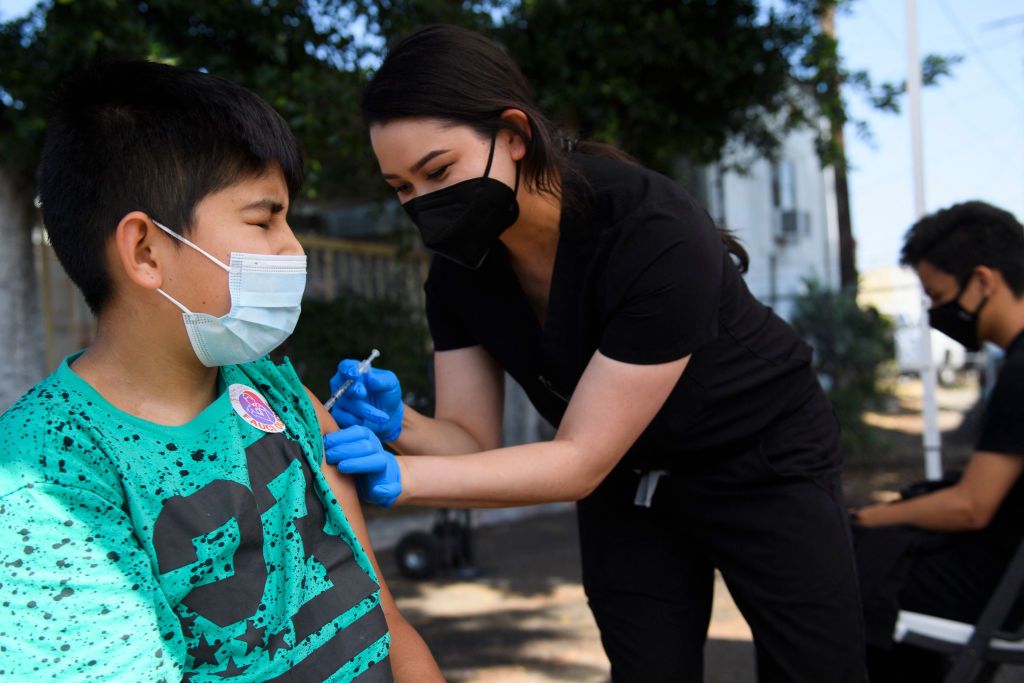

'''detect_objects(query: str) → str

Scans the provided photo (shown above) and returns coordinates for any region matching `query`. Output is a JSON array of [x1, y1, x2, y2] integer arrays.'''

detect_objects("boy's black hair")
[[901, 201, 1024, 295], [38, 60, 304, 314]]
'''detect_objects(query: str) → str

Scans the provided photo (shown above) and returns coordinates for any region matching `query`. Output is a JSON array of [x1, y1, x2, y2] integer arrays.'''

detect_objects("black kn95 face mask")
[[403, 133, 521, 270]]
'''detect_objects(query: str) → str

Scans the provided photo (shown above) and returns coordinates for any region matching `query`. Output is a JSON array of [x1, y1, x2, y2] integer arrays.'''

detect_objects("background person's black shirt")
[[976, 331, 1024, 554], [424, 152, 822, 470]]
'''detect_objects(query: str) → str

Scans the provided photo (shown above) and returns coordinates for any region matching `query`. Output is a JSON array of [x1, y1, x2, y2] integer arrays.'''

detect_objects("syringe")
[[324, 349, 381, 412]]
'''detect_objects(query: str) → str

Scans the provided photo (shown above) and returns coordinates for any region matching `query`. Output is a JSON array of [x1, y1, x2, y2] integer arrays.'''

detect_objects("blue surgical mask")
[[152, 220, 307, 367]]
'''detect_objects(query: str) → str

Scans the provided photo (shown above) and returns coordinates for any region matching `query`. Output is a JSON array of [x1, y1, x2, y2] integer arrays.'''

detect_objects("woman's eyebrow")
[[382, 149, 451, 179]]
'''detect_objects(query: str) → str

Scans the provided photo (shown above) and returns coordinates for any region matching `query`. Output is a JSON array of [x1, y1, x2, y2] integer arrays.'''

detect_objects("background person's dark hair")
[[901, 201, 1024, 296], [38, 60, 305, 314], [361, 24, 748, 272]]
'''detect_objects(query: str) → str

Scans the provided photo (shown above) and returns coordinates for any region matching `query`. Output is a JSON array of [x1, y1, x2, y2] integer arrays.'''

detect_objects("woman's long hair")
[[362, 24, 748, 272]]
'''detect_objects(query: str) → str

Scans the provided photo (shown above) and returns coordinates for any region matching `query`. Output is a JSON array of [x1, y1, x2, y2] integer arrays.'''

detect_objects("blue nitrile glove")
[[328, 359, 404, 443], [323, 425, 402, 507]]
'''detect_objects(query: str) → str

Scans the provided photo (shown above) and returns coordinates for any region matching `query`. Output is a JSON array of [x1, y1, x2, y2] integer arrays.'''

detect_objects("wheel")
[[395, 531, 439, 580]]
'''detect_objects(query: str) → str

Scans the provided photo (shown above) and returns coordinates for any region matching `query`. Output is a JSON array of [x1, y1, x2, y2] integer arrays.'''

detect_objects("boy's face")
[[159, 163, 303, 318]]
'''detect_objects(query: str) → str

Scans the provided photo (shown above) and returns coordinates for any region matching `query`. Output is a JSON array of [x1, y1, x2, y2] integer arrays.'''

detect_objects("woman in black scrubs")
[[325, 24, 865, 682]]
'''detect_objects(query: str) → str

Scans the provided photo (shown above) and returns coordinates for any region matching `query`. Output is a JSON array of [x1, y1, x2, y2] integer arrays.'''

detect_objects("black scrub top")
[[975, 331, 1024, 555], [424, 152, 820, 470]]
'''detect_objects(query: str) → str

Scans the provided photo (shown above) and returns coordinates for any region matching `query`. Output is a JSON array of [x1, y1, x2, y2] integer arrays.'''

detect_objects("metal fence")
[[300, 234, 429, 308], [34, 228, 95, 373]]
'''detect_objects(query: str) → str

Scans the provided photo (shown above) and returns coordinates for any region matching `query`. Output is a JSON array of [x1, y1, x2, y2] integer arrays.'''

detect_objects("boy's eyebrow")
[[240, 199, 285, 213], [382, 149, 451, 179]]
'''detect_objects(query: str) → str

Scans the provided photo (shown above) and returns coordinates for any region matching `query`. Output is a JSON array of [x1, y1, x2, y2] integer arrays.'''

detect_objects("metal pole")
[[906, 0, 943, 480]]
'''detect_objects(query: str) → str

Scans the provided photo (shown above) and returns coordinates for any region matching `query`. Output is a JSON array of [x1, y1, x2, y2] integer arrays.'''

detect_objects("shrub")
[[790, 279, 895, 456], [274, 294, 434, 414]]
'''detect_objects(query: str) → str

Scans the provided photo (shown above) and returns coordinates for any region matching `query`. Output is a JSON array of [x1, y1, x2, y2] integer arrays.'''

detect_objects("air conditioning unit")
[[772, 209, 810, 245]]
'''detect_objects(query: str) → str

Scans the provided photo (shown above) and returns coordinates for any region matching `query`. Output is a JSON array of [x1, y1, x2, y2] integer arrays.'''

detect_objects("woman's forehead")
[[370, 119, 485, 169], [370, 118, 469, 143]]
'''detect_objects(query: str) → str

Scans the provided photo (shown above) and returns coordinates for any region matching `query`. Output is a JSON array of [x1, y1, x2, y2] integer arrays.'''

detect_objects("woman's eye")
[[394, 183, 412, 195], [426, 164, 451, 181]]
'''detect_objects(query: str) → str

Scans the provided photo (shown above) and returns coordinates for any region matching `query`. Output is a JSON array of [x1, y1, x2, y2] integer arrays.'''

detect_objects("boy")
[[852, 201, 1024, 680], [0, 60, 442, 681]]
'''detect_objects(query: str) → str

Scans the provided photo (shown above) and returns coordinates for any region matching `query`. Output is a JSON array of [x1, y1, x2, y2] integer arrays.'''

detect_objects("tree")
[[0, 0, 956, 407], [502, 0, 815, 171], [349, 0, 500, 43], [801, 0, 958, 290], [502, 0, 958, 288], [0, 0, 379, 408], [790, 278, 895, 455]]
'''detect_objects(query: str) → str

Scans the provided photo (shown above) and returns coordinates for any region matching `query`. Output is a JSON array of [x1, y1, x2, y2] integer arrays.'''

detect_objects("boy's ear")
[[112, 212, 166, 291]]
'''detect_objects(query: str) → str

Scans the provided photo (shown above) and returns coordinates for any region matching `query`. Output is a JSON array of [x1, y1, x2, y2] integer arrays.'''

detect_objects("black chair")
[[894, 537, 1024, 682]]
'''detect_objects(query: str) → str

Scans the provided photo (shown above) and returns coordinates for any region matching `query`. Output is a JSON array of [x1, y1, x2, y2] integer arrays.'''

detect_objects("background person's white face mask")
[[152, 220, 307, 367]]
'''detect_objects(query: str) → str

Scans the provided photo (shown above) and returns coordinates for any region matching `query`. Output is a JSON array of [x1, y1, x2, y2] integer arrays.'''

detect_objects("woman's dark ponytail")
[[719, 229, 749, 273]]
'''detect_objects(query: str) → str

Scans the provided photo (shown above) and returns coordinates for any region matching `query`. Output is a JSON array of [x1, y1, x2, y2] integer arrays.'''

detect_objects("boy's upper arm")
[[0, 483, 186, 679], [301, 387, 371, 534], [304, 385, 340, 436], [301, 386, 412, 621]]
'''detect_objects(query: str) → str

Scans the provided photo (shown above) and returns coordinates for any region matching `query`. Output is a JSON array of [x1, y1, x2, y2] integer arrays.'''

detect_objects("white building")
[[705, 124, 843, 321]]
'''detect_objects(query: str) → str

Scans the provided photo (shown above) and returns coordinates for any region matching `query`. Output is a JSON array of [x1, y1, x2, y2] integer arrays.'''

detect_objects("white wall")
[[707, 124, 841, 321]]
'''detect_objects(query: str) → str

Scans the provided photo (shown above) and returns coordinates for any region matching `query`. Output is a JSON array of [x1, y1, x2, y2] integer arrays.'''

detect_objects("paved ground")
[[378, 509, 755, 683], [370, 378, 1024, 682]]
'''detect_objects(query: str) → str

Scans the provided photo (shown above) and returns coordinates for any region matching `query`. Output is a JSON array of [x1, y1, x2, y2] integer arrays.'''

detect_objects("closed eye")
[[426, 164, 452, 181], [388, 162, 451, 196]]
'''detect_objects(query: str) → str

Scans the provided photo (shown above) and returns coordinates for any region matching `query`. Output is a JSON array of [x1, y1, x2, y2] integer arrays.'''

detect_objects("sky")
[[2, 0, 1022, 277], [836, 0, 1024, 273]]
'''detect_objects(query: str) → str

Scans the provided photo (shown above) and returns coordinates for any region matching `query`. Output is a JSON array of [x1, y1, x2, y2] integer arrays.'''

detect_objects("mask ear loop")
[[482, 133, 498, 179], [152, 219, 231, 272], [155, 287, 194, 315], [151, 218, 230, 315], [483, 132, 521, 195], [962, 270, 990, 316]]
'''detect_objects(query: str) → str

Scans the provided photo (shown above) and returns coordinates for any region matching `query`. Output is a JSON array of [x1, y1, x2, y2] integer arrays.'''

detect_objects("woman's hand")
[[328, 359, 404, 442], [323, 425, 403, 507]]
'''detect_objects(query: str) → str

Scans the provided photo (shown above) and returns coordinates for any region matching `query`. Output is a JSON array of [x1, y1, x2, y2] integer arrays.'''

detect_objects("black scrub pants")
[[577, 387, 866, 683]]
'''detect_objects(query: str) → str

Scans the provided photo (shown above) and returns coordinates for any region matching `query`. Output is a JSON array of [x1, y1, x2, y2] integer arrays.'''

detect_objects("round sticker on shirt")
[[229, 384, 285, 433]]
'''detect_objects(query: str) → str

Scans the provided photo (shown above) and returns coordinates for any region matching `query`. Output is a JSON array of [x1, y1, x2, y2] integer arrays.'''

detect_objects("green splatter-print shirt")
[[0, 353, 392, 682]]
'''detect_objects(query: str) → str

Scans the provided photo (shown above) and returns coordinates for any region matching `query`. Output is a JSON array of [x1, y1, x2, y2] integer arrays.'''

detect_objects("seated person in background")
[[0, 60, 442, 681], [852, 201, 1024, 682]]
